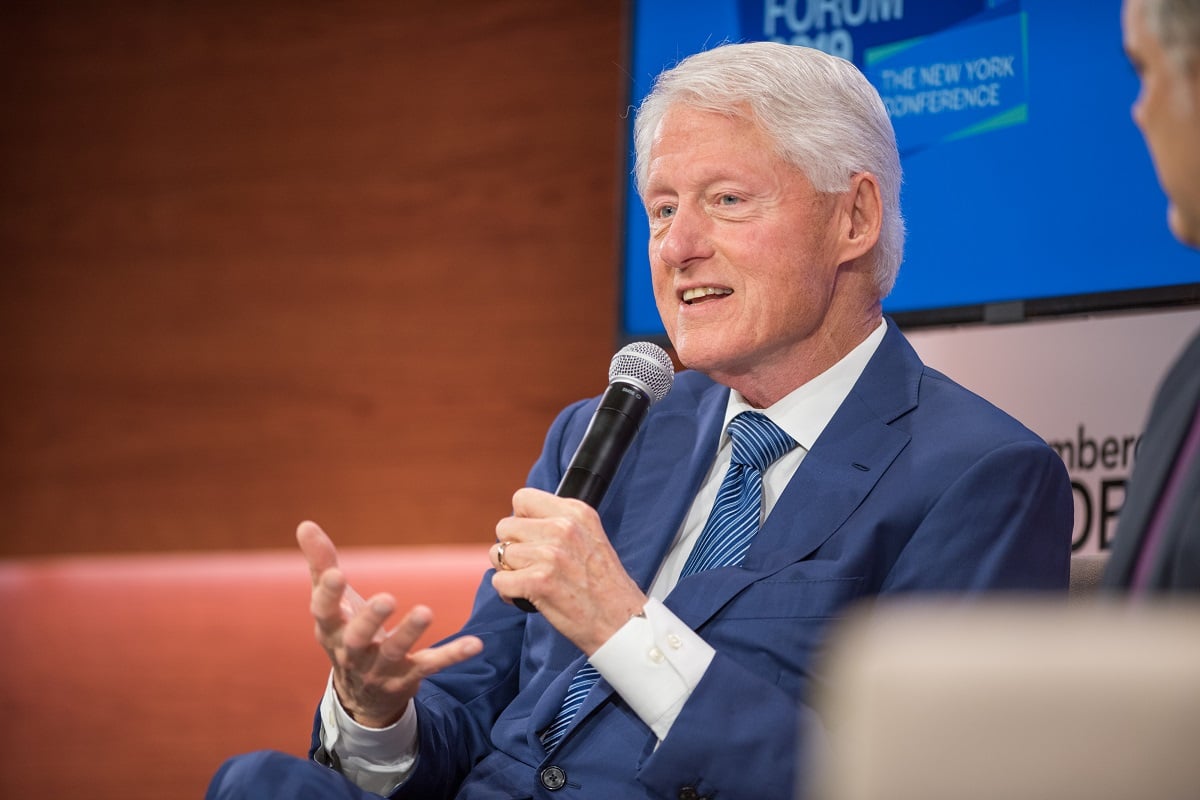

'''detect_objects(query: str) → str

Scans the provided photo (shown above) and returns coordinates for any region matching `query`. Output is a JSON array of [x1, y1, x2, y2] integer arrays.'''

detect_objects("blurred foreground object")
[[812, 599, 1200, 800]]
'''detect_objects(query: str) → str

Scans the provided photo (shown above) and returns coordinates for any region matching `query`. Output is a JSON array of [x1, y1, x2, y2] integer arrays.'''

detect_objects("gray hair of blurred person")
[[632, 41, 905, 299], [1142, 0, 1200, 67]]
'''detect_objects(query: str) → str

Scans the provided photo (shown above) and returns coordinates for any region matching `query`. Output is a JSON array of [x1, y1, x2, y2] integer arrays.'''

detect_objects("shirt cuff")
[[319, 671, 419, 795], [588, 598, 715, 740]]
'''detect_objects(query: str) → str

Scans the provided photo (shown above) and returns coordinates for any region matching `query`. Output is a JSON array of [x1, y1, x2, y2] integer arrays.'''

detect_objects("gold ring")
[[496, 540, 512, 571]]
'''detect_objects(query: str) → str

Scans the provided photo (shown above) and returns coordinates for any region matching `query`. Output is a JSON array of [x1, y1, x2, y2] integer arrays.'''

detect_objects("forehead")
[[651, 104, 768, 148], [1123, 0, 1153, 52], [646, 105, 789, 182]]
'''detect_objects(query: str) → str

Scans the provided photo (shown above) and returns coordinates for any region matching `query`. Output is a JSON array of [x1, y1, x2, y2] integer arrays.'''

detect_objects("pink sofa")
[[0, 545, 490, 799]]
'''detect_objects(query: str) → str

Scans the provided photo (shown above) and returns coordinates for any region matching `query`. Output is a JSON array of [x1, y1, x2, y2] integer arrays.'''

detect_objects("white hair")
[[633, 41, 905, 298], [1142, 0, 1200, 68]]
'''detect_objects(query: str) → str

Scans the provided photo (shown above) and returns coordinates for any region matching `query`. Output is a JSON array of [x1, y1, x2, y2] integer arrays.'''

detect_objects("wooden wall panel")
[[0, 0, 628, 555]]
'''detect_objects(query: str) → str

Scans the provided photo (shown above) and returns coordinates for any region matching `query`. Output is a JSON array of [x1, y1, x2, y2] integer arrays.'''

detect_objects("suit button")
[[678, 787, 698, 800], [540, 765, 567, 791]]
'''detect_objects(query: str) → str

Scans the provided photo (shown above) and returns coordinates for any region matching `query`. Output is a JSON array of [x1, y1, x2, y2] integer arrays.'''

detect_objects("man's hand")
[[489, 488, 648, 656], [297, 521, 483, 728]]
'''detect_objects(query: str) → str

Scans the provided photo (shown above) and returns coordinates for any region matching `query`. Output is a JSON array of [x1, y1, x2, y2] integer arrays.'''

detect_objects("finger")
[[490, 538, 519, 572], [311, 568, 348, 637], [509, 487, 558, 519], [342, 592, 396, 654], [511, 488, 596, 527], [491, 527, 561, 575], [490, 569, 521, 607], [377, 605, 435, 662], [490, 564, 546, 611], [407, 635, 485, 678], [340, 583, 369, 619], [496, 515, 584, 568], [297, 521, 339, 586]]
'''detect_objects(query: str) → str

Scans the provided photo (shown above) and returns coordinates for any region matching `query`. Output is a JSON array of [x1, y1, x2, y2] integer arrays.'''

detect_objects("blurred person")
[[208, 42, 1072, 800], [1102, 0, 1200, 591]]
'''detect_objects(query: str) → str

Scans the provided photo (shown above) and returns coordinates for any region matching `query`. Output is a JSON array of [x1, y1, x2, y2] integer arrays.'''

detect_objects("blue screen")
[[620, 0, 1199, 337]]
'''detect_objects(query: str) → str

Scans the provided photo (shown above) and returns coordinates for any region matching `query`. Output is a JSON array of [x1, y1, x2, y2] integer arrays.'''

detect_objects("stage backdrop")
[[905, 308, 1200, 554]]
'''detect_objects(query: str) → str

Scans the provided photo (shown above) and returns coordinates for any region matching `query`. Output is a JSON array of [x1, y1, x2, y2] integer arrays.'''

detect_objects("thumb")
[[297, 520, 340, 585]]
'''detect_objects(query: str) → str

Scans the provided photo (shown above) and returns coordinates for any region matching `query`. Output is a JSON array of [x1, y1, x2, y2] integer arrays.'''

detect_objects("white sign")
[[906, 308, 1200, 554]]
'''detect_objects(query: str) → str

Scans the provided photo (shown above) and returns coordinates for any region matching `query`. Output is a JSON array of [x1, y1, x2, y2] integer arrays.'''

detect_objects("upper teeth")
[[683, 287, 732, 302]]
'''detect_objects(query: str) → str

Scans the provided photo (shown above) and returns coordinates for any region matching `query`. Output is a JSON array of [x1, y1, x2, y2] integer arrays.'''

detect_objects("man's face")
[[1123, 0, 1200, 247], [643, 105, 845, 391]]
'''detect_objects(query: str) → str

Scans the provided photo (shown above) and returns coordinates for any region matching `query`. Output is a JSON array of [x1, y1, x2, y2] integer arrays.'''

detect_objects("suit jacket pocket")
[[718, 576, 865, 620], [702, 576, 865, 694]]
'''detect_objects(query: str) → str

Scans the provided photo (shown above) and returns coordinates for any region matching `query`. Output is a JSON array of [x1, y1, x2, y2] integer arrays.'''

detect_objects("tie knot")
[[727, 411, 797, 472]]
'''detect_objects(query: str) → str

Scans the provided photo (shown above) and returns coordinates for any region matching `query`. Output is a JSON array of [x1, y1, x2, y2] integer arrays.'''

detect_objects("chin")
[[1168, 205, 1200, 249], [670, 336, 721, 375]]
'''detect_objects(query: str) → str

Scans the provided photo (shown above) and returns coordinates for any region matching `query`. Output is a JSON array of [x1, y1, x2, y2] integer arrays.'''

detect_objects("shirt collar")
[[723, 318, 888, 452]]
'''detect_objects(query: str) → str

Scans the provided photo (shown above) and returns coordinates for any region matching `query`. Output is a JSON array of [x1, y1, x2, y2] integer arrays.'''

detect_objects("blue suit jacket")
[[312, 322, 1073, 800]]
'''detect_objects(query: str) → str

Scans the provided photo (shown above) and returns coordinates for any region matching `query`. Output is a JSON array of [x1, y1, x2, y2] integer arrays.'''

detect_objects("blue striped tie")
[[540, 411, 796, 750]]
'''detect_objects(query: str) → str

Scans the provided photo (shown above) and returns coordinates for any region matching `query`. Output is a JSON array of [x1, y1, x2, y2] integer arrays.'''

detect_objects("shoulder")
[[859, 325, 1055, 470], [1153, 328, 1200, 406], [864, 322, 1048, 449], [912, 366, 1056, 468]]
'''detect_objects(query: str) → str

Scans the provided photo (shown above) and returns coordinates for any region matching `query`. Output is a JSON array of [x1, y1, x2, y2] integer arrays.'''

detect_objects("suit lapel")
[[598, 376, 730, 592], [664, 321, 920, 629], [751, 390, 910, 565]]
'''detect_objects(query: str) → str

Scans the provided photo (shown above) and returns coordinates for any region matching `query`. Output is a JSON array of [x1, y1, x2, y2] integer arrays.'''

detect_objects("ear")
[[835, 171, 883, 264], [1188, 56, 1200, 109]]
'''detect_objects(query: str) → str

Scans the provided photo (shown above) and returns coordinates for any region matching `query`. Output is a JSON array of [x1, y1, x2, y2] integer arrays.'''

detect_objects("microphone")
[[513, 341, 675, 612]]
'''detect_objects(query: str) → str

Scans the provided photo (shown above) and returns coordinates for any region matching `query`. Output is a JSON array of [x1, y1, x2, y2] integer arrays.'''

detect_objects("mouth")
[[682, 287, 733, 305]]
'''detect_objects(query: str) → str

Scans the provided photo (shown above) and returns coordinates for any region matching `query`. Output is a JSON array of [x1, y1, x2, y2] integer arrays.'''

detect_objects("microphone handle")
[[512, 382, 651, 613], [555, 382, 650, 506]]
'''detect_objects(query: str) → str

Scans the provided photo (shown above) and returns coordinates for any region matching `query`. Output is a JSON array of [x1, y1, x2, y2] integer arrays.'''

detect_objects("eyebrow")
[[1121, 42, 1142, 73]]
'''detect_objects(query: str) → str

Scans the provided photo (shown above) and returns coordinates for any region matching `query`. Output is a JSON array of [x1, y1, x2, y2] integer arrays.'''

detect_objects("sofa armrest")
[[0, 545, 489, 799]]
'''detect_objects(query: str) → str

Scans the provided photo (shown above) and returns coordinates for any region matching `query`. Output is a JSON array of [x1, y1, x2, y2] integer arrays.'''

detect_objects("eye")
[[653, 204, 676, 220], [1123, 44, 1141, 75], [718, 194, 740, 206]]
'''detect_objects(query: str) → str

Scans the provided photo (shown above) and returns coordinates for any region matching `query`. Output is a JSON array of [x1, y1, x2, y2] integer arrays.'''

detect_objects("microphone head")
[[608, 341, 674, 405]]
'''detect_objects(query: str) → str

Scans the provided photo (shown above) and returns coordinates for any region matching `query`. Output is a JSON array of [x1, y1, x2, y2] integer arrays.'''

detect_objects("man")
[[1102, 0, 1200, 591], [209, 42, 1072, 799]]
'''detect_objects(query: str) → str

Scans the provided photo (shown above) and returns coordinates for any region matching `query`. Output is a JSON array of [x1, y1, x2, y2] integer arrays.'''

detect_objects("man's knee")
[[206, 750, 356, 800]]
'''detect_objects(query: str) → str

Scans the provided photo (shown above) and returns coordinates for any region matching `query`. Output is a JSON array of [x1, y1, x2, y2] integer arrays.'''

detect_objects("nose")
[[655, 205, 714, 270], [1130, 87, 1145, 132]]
